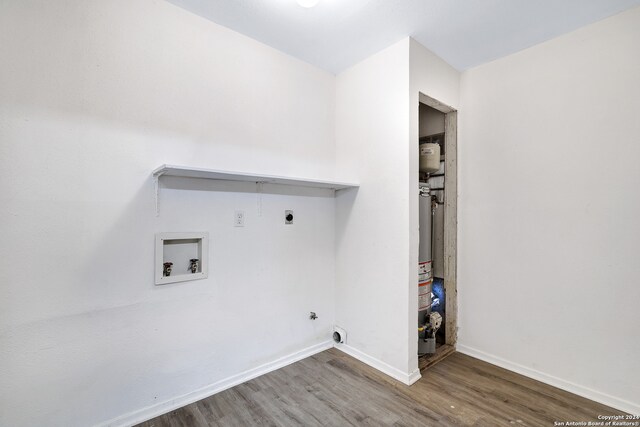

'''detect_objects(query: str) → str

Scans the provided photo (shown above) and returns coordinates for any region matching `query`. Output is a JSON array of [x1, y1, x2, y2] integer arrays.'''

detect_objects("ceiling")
[[167, 0, 640, 73]]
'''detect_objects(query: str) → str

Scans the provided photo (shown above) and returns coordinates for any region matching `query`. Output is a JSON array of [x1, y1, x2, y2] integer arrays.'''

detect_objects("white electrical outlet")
[[234, 210, 245, 227]]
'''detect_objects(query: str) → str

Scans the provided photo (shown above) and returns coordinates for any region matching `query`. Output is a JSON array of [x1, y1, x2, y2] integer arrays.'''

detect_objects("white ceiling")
[[167, 0, 640, 73]]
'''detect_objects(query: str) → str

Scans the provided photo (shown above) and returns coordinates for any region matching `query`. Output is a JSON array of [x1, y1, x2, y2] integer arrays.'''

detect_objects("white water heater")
[[419, 143, 441, 173]]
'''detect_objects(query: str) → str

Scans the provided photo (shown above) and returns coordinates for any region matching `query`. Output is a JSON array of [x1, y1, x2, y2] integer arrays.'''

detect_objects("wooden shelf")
[[153, 164, 359, 191], [152, 164, 358, 215]]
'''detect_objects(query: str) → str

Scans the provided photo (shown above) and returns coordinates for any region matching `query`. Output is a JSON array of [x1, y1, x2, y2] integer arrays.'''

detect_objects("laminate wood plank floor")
[[138, 348, 621, 427], [418, 344, 455, 371]]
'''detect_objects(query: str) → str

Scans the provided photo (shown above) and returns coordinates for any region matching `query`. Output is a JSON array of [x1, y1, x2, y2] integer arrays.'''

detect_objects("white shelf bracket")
[[153, 172, 165, 217]]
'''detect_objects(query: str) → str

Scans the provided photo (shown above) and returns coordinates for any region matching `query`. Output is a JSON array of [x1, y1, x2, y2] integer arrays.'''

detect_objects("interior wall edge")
[[457, 344, 640, 415], [334, 36, 413, 379]]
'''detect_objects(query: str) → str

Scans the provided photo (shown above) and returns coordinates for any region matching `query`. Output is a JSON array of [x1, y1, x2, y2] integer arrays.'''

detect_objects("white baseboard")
[[99, 340, 334, 427], [457, 344, 640, 415], [334, 343, 421, 386]]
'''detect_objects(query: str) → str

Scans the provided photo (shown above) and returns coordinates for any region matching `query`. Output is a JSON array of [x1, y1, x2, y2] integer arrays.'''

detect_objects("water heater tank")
[[419, 143, 441, 173]]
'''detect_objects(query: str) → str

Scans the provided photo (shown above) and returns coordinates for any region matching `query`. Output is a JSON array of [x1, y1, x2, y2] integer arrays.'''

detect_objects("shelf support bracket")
[[153, 172, 165, 217]]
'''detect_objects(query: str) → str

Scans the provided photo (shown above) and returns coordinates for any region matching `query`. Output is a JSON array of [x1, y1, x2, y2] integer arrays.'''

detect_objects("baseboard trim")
[[334, 343, 421, 386], [457, 344, 640, 415], [99, 340, 334, 427]]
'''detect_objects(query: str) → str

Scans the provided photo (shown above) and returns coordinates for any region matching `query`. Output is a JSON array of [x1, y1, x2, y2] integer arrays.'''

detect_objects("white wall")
[[334, 38, 460, 381], [5, 0, 636, 422], [334, 39, 415, 380], [458, 7, 640, 413], [0, 1, 337, 425]]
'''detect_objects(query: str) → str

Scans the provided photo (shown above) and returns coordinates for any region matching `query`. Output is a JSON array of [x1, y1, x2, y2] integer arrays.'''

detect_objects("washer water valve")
[[163, 262, 173, 277], [189, 258, 199, 273]]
